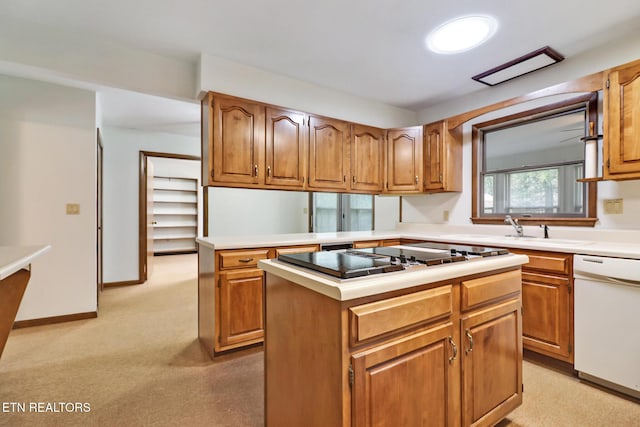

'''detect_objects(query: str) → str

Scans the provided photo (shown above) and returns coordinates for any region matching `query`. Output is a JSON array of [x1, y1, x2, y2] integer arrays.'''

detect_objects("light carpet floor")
[[0, 254, 638, 426]]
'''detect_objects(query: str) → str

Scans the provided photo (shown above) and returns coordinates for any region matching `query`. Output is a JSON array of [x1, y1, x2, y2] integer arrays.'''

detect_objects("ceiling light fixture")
[[426, 15, 498, 54], [472, 46, 565, 86]]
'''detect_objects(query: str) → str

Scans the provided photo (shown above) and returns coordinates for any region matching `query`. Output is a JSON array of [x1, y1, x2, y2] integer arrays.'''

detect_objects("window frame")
[[308, 192, 375, 232], [471, 93, 598, 227]]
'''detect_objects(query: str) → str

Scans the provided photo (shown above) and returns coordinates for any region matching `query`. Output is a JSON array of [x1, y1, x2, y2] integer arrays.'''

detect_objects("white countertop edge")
[[259, 254, 529, 301], [197, 231, 400, 250], [0, 245, 52, 280], [199, 232, 640, 259]]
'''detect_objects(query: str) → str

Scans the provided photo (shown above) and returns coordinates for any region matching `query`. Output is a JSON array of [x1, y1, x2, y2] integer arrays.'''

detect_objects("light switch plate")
[[66, 203, 80, 215], [603, 198, 623, 214]]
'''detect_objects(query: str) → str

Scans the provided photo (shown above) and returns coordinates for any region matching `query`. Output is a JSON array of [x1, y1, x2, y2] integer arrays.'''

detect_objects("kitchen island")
[[0, 245, 51, 359], [260, 250, 528, 427]]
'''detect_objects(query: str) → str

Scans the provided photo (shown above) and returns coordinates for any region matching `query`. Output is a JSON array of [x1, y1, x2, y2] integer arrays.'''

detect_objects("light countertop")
[[197, 226, 640, 259], [0, 245, 51, 280], [196, 231, 400, 250], [259, 253, 529, 301]]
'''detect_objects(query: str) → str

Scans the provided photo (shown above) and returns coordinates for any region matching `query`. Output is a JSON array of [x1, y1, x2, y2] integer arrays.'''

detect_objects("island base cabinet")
[[265, 267, 523, 427], [351, 322, 457, 427], [461, 299, 522, 427]]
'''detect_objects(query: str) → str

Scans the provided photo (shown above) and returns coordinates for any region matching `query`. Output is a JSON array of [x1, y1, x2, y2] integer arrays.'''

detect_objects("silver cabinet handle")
[[448, 336, 457, 364], [239, 258, 254, 263], [267, 165, 271, 177], [254, 165, 258, 176], [415, 175, 419, 184], [465, 329, 474, 354]]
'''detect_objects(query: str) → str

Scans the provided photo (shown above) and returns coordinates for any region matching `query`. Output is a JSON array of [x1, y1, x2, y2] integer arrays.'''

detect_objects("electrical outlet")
[[443, 210, 450, 221], [66, 203, 80, 215], [603, 198, 623, 214]]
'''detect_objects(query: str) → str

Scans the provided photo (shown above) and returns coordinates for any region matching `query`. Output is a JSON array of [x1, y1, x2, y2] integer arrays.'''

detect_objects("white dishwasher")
[[574, 254, 640, 399]]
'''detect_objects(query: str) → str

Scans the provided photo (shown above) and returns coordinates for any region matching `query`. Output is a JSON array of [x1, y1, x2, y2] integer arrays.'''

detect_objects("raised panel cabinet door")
[[218, 269, 264, 350], [351, 124, 385, 192], [266, 107, 306, 188], [212, 96, 264, 185], [461, 299, 522, 427], [351, 322, 457, 427], [604, 61, 640, 179], [386, 127, 423, 192], [521, 272, 573, 362], [424, 121, 445, 191], [308, 115, 350, 190]]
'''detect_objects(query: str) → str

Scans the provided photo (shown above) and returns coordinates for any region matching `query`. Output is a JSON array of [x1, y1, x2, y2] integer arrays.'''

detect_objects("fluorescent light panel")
[[472, 46, 564, 86]]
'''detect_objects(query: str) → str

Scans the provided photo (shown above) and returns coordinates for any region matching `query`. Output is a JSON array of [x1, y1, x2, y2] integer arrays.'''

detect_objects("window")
[[310, 193, 373, 232], [472, 93, 598, 226]]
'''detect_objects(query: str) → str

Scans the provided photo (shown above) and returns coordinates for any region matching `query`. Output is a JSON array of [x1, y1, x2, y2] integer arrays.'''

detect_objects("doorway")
[[139, 151, 201, 283], [97, 129, 104, 303]]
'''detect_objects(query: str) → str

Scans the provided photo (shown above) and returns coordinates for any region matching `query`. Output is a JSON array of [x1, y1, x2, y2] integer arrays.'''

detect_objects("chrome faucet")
[[504, 215, 524, 237]]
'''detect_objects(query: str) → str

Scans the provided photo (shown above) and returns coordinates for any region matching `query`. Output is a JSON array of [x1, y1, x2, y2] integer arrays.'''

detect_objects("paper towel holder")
[[577, 128, 603, 182]]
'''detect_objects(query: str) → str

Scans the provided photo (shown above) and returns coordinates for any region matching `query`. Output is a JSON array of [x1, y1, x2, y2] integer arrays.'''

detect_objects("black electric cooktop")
[[277, 250, 404, 279], [277, 242, 510, 279], [406, 242, 509, 257]]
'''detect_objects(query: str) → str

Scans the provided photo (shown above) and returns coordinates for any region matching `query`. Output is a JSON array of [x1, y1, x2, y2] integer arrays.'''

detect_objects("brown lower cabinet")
[[511, 249, 574, 363], [265, 268, 523, 426], [198, 243, 319, 356]]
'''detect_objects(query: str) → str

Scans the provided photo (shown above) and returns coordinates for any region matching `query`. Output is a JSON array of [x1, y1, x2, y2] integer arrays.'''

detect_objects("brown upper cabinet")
[[203, 93, 264, 186], [202, 93, 307, 190], [423, 120, 462, 193], [265, 107, 307, 188], [604, 59, 640, 180], [350, 124, 385, 193], [307, 115, 350, 191], [385, 126, 423, 193]]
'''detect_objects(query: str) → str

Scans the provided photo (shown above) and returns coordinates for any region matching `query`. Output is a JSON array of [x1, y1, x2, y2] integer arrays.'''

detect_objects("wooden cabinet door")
[[265, 107, 306, 188], [211, 96, 264, 185], [461, 299, 522, 427], [521, 272, 573, 362], [351, 322, 457, 427], [218, 269, 264, 350], [424, 120, 462, 193], [308, 115, 350, 190], [386, 127, 422, 193], [351, 124, 385, 193], [424, 121, 445, 191], [604, 60, 640, 179]]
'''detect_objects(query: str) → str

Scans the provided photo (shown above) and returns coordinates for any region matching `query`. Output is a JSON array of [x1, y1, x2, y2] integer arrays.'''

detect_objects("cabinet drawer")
[[512, 250, 571, 275], [218, 249, 270, 269], [273, 245, 320, 257], [352, 240, 383, 249], [349, 285, 452, 344], [462, 270, 521, 311]]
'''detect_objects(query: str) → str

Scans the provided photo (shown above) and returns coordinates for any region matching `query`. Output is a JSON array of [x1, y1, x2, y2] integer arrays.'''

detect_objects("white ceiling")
[[2, 0, 640, 135]]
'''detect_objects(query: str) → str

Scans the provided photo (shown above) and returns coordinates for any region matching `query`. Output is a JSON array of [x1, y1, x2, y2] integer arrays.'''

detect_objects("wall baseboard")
[[13, 311, 98, 329], [104, 279, 143, 288]]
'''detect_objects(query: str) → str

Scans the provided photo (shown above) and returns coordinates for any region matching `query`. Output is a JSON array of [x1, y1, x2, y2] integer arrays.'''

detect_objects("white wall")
[[100, 127, 199, 283], [0, 74, 97, 321], [207, 188, 309, 237], [374, 196, 400, 231], [403, 35, 640, 230], [198, 54, 417, 129]]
